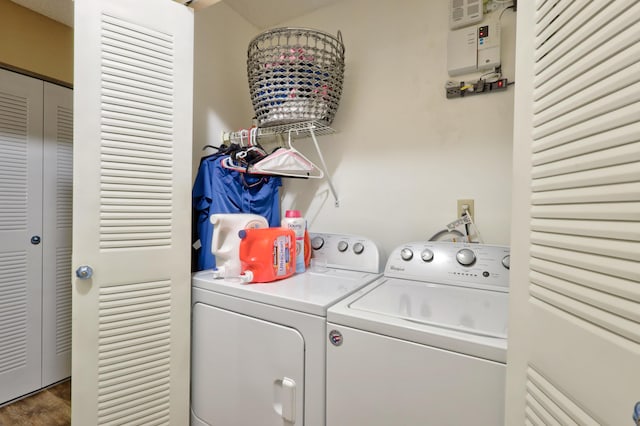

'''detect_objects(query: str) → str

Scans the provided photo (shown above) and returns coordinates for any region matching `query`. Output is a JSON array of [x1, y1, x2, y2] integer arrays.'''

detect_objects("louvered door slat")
[[534, 57, 640, 127], [530, 271, 639, 323], [535, 1, 610, 65], [102, 85, 173, 107], [533, 101, 638, 152], [532, 161, 639, 191], [534, 0, 583, 55], [526, 368, 600, 426], [534, 1, 640, 94], [531, 218, 640, 241], [533, 140, 640, 178], [532, 182, 639, 205], [535, 0, 559, 26], [533, 81, 640, 140], [531, 202, 640, 221], [531, 242, 638, 282]]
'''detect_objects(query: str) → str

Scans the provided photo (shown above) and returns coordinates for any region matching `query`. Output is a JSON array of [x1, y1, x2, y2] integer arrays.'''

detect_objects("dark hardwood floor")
[[0, 379, 71, 426]]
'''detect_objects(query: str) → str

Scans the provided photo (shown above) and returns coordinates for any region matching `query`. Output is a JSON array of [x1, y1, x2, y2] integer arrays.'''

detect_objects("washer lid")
[[192, 269, 382, 316], [327, 277, 508, 362], [349, 278, 508, 339]]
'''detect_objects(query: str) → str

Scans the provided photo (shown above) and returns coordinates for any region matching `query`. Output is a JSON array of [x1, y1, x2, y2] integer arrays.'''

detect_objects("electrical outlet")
[[446, 86, 461, 98], [457, 199, 475, 218]]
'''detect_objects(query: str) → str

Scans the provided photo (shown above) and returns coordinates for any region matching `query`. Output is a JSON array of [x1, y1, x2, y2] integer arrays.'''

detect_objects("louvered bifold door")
[[506, 1, 640, 425], [42, 82, 73, 387], [0, 69, 44, 404], [72, 0, 193, 425]]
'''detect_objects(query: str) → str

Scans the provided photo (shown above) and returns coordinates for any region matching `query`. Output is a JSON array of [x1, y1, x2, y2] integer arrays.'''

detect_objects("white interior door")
[[0, 68, 44, 404], [42, 81, 73, 386], [72, 0, 194, 424], [507, 1, 640, 424]]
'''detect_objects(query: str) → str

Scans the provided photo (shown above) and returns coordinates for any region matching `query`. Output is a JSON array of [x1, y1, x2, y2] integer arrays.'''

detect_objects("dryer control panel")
[[309, 232, 384, 274], [385, 242, 509, 291]]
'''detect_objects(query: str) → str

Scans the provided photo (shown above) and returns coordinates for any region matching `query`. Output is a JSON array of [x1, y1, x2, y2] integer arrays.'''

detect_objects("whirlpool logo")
[[328, 330, 343, 346], [389, 265, 405, 272]]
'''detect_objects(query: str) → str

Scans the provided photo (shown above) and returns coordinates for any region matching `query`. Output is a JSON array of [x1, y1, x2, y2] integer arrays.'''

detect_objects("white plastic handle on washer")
[[273, 377, 296, 423], [282, 377, 296, 422]]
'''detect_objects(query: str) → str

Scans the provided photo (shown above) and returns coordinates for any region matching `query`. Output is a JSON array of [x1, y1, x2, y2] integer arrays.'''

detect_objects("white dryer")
[[190, 233, 383, 426], [326, 241, 510, 426]]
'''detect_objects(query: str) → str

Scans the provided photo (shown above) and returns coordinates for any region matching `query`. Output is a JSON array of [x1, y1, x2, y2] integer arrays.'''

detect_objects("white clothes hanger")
[[249, 127, 257, 146], [237, 129, 248, 146], [251, 129, 324, 178]]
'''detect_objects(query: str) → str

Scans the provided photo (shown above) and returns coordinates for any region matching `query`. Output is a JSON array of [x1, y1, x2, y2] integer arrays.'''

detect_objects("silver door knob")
[[76, 265, 94, 279]]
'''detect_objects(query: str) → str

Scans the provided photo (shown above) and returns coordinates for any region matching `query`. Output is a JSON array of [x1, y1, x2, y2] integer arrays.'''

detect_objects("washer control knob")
[[337, 240, 349, 252], [353, 242, 365, 255], [400, 248, 413, 261], [502, 255, 511, 270], [456, 248, 476, 266], [311, 236, 324, 250], [421, 249, 434, 262]]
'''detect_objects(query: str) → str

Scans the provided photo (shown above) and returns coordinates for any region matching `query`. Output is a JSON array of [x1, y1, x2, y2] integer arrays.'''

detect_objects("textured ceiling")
[[9, 0, 343, 30], [223, 0, 343, 29]]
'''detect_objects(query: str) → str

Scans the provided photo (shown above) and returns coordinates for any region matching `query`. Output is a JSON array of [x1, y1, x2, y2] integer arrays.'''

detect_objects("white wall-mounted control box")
[[449, 0, 483, 30], [447, 19, 501, 76]]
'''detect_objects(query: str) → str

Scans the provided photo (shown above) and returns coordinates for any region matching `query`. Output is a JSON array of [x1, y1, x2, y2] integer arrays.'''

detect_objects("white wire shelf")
[[222, 120, 336, 145]]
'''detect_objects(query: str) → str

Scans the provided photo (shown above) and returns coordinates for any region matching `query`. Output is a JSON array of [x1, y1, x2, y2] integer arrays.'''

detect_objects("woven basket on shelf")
[[247, 27, 345, 127]]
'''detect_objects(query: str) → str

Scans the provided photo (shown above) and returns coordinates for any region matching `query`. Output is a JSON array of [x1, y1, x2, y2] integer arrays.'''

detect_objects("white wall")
[[192, 2, 257, 180], [193, 0, 516, 256]]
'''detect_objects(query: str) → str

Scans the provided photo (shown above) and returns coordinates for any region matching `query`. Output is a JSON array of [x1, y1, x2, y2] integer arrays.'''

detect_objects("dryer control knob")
[[502, 255, 511, 269], [311, 236, 324, 250], [400, 248, 413, 261], [456, 248, 476, 266], [421, 249, 434, 262], [337, 241, 349, 252], [353, 242, 365, 255]]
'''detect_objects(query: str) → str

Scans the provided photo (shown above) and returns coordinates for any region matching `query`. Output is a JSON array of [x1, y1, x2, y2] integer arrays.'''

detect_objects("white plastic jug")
[[210, 213, 268, 272]]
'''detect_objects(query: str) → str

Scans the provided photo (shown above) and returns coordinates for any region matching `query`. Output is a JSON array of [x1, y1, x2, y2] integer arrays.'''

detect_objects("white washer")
[[326, 241, 510, 426], [190, 233, 383, 426]]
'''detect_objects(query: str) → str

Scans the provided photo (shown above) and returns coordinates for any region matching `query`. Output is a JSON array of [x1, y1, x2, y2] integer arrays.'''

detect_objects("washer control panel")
[[309, 232, 384, 273], [385, 241, 510, 290]]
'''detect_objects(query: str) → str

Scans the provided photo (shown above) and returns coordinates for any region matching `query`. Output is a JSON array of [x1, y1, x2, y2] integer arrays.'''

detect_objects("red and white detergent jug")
[[238, 228, 296, 283]]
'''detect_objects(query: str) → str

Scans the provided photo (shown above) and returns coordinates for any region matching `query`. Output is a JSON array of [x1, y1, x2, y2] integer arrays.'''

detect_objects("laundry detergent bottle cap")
[[285, 210, 302, 218]]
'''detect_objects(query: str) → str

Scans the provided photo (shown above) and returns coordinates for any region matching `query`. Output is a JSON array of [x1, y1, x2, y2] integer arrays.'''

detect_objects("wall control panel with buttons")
[[447, 19, 501, 76]]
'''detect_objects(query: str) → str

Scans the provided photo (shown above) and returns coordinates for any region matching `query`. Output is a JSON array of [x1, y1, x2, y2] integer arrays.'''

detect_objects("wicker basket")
[[247, 27, 345, 127]]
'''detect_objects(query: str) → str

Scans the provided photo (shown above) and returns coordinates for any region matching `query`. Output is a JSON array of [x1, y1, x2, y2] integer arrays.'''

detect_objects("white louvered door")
[[0, 68, 44, 404], [0, 69, 73, 404], [72, 0, 193, 424], [42, 82, 73, 386], [507, 1, 640, 425]]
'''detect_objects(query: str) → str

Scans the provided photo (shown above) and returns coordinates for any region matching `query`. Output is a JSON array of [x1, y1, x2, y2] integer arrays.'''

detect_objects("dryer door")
[[192, 303, 304, 426]]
